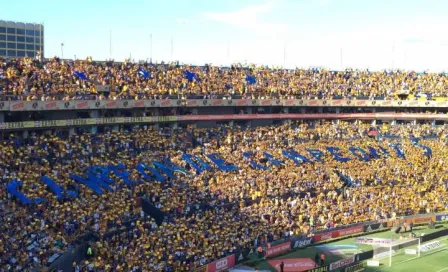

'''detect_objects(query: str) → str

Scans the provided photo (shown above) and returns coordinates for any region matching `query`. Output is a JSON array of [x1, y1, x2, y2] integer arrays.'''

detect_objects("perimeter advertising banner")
[[268, 258, 316, 272], [306, 265, 330, 272], [314, 225, 364, 242], [354, 237, 395, 246], [265, 242, 291, 258], [436, 214, 448, 222], [206, 255, 236, 272], [343, 262, 365, 272], [329, 256, 356, 271]]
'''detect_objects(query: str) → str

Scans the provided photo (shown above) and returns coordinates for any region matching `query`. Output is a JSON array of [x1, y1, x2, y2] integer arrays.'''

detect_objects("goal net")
[[372, 237, 421, 267]]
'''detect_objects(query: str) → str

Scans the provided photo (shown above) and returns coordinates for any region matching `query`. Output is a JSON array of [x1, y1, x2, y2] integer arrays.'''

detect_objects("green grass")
[[249, 224, 448, 272], [363, 244, 448, 272]]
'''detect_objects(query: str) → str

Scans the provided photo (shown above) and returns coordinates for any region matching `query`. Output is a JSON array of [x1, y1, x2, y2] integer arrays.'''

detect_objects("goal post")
[[356, 236, 422, 268], [372, 237, 421, 267]]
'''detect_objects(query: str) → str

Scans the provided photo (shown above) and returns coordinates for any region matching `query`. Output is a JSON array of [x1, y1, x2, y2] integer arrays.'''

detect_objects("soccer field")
[[251, 224, 448, 272], [363, 246, 448, 272]]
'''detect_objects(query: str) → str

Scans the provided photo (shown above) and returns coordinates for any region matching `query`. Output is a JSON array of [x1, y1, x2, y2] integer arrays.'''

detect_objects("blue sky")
[[3, 0, 448, 70]]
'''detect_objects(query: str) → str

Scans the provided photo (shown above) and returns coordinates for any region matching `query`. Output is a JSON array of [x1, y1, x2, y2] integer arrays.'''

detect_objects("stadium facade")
[[0, 98, 446, 139], [0, 20, 44, 58]]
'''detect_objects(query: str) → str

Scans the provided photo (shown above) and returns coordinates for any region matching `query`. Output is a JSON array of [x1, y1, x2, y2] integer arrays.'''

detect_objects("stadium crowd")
[[1, 122, 448, 271], [1, 57, 448, 101]]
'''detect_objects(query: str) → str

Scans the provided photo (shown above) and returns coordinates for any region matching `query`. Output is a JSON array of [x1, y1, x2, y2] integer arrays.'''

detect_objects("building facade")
[[0, 20, 43, 58]]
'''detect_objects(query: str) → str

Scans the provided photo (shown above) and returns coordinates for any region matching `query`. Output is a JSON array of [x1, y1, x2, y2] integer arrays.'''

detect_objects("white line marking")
[[435, 268, 448, 272]]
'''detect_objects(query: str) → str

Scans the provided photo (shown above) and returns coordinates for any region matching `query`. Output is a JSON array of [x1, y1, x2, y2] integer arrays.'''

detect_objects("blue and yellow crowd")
[[1, 57, 448, 100], [1, 122, 448, 271]]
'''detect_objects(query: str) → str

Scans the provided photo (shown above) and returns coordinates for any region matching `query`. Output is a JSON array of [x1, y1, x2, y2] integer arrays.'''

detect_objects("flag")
[[245, 75, 256, 85], [138, 67, 150, 79], [184, 70, 200, 82], [74, 71, 88, 80]]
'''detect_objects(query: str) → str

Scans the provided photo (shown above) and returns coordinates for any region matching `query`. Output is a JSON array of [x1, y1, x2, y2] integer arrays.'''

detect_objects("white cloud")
[[203, 1, 288, 34]]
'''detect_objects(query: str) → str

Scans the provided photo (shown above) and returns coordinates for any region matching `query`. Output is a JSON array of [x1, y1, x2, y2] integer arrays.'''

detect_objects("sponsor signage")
[[373, 250, 395, 260], [105, 100, 118, 109], [337, 225, 364, 237], [10, 101, 25, 111], [268, 258, 316, 272], [436, 214, 448, 222], [235, 99, 248, 106], [315, 225, 363, 242], [292, 236, 314, 249], [314, 231, 333, 242], [207, 255, 235, 272], [3, 113, 448, 130], [306, 265, 330, 272], [4, 99, 448, 111], [133, 100, 145, 107], [344, 262, 365, 272], [366, 260, 380, 267], [44, 101, 58, 110], [409, 215, 434, 224], [419, 241, 442, 252], [329, 256, 355, 271], [405, 249, 417, 255], [355, 237, 395, 246], [160, 100, 173, 107], [75, 101, 89, 109], [265, 242, 291, 258]]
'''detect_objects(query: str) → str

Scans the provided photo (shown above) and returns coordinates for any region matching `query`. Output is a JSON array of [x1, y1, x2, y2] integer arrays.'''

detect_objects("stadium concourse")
[[1, 121, 448, 271], [1, 57, 448, 100]]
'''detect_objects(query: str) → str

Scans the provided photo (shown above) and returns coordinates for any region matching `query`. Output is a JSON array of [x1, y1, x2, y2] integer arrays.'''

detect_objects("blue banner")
[[436, 214, 448, 221], [138, 67, 150, 79], [245, 75, 256, 85], [11, 142, 434, 204], [207, 153, 238, 171], [7, 181, 45, 205], [74, 71, 88, 80], [184, 70, 199, 82]]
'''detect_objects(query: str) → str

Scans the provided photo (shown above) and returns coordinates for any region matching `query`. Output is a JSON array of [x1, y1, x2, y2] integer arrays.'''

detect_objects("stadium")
[[2, 1, 448, 272]]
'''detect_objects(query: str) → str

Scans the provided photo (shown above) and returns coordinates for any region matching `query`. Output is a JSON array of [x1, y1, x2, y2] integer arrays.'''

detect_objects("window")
[[7, 28, 15, 34], [35, 30, 40, 36], [0, 42, 6, 48], [16, 29, 25, 35], [25, 29, 34, 36], [25, 37, 34, 43], [7, 43, 15, 49], [7, 35, 16, 42], [0, 34, 5, 41], [35, 37, 40, 44], [0, 27, 5, 33], [7, 50, 16, 57], [0, 49, 6, 56], [27, 51, 35, 57], [17, 36, 25, 42], [17, 50, 25, 57], [26, 44, 34, 50], [17, 43, 25, 50]]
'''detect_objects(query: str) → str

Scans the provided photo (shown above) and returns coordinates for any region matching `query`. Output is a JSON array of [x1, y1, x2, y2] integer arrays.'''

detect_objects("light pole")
[[61, 43, 64, 59]]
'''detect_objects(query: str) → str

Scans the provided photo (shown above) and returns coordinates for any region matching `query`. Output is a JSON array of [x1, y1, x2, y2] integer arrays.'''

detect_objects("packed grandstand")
[[1, 57, 448, 101], [1, 56, 448, 271]]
